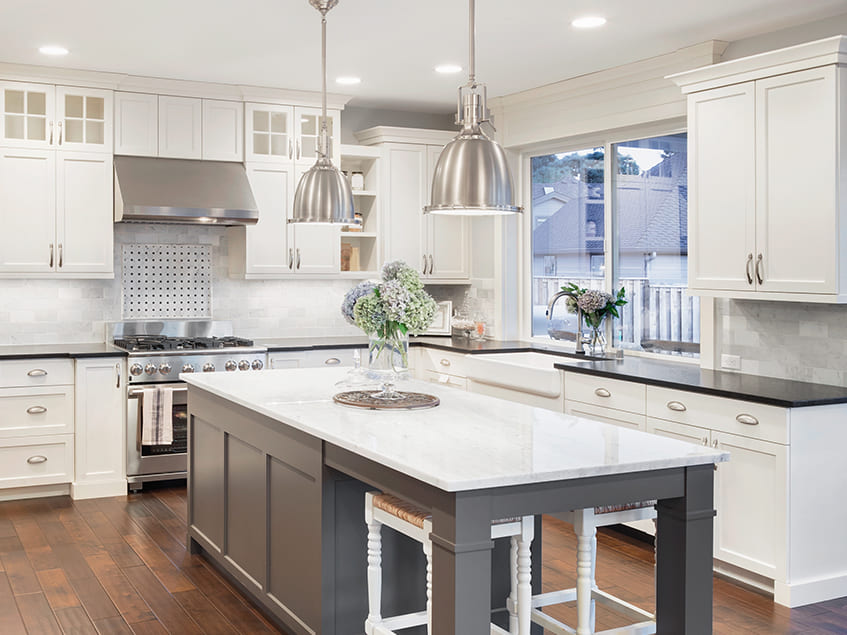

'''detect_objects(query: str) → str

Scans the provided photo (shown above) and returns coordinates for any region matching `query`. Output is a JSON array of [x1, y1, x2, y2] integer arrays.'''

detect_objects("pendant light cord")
[[320, 9, 328, 158], [468, 0, 475, 86]]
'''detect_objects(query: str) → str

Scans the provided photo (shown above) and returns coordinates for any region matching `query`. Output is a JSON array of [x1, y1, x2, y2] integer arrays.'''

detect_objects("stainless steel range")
[[110, 321, 267, 490]]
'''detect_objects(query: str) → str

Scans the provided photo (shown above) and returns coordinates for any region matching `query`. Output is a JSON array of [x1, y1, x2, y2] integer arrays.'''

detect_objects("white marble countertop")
[[182, 368, 728, 492]]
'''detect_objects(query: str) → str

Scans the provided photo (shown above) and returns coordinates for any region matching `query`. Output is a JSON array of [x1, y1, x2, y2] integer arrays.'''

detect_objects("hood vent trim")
[[114, 156, 259, 226]]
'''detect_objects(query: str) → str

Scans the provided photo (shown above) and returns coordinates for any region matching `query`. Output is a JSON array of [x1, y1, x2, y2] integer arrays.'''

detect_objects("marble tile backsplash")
[[0, 223, 470, 345], [715, 298, 847, 387]]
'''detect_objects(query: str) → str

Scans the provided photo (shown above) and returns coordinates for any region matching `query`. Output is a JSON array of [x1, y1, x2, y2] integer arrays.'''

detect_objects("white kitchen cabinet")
[[71, 358, 126, 499], [2, 82, 112, 154], [246, 103, 340, 167], [564, 400, 645, 430], [0, 147, 112, 276], [114, 91, 158, 156], [425, 145, 470, 279], [416, 348, 468, 390], [673, 36, 847, 301], [268, 347, 365, 370], [294, 106, 340, 167], [158, 95, 202, 159], [202, 99, 243, 161]]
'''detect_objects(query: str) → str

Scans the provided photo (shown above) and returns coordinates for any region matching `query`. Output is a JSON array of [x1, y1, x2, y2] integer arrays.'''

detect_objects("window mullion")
[[604, 141, 616, 348]]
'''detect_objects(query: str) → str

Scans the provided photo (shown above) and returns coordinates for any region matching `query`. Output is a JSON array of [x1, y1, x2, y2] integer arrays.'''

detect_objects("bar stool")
[[531, 502, 657, 635], [364, 491, 534, 635]]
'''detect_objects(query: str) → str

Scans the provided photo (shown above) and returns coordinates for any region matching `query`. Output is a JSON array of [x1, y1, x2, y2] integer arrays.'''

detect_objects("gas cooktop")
[[113, 335, 256, 352]]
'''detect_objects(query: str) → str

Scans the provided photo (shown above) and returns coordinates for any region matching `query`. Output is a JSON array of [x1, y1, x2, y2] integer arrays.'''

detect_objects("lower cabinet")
[[415, 348, 469, 390], [0, 434, 74, 488], [268, 346, 366, 370], [564, 400, 646, 431]]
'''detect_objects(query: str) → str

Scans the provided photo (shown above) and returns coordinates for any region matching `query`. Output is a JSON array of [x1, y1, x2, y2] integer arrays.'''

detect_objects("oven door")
[[126, 382, 188, 479]]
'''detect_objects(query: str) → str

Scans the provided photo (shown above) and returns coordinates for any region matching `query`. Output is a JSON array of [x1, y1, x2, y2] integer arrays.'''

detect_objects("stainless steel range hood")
[[114, 156, 259, 225]]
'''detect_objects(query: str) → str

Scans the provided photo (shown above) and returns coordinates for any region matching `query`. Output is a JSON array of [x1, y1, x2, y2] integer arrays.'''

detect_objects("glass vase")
[[587, 325, 606, 357], [367, 331, 410, 399]]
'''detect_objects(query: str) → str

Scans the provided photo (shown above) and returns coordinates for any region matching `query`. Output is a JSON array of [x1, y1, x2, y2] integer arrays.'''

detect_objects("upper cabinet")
[[2, 82, 112, 154], [245, 103, 340, 166], [671, 35, 847, 302], [114, 92, 243, 161]]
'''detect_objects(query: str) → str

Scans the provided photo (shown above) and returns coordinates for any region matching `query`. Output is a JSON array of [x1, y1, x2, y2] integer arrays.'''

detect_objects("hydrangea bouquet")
[[342, 261, 436, 388], [560, 282, 627, 354]]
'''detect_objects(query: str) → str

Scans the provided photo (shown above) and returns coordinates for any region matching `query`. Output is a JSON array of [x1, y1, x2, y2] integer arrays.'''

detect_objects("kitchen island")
[[183, 367, 726, 635]]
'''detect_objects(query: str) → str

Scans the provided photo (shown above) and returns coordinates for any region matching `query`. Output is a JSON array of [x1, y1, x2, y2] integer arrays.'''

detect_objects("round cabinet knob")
[[144, 364, 157, 375], [251, 359, 264, 370], [130, 363, 144, 376], [202, 362, 215, 373], [225, 360, 237, 372], [238, 360, 250, 371], [158, 363, 172, 375], [181, 364, 195, 373]]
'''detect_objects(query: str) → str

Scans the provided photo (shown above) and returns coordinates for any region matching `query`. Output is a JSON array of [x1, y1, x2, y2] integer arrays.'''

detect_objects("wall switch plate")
[[721, 354, 741, 370]]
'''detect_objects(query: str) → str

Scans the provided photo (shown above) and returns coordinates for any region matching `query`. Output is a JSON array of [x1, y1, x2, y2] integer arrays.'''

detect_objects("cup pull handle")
[[594, 388, 611, 398], [27, 455, 47, 465], [666, 400, 687, 412], [440, 359, 451, 367], [26, 406, 47, 415], [27, 369, 48, 377], [736, 413, 759, 426], [325, 357, 341, 365]]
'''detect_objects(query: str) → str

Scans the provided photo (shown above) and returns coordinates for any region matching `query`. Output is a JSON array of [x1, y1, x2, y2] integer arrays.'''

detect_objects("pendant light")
[[424, 0, 522, 216], [290, 0, 355, 224]]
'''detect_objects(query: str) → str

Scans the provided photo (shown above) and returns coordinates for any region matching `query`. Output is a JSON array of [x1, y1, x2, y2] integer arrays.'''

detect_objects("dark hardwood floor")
[[0, 485, 844, 634]]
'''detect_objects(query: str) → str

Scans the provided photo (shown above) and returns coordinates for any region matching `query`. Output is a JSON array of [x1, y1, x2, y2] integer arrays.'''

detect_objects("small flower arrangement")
[[560, 283, 627, 328], [342, 261, 437, 370]]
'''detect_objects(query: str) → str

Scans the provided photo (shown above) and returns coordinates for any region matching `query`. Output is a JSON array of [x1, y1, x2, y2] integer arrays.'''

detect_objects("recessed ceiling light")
[[572, 16, 606, 29], [435, 64, 462, 74], [336, 76, 361, 85], [39, 45, 69, 56]]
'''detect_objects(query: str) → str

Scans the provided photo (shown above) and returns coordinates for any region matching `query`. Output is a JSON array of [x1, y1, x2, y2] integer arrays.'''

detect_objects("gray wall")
[[723, 11, 847, 60], [341, 106, 453, 143]]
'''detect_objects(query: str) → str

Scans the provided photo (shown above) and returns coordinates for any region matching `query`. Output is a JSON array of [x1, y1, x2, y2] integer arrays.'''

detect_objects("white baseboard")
[[774, 573, 847, 608], [70, 479, 128, 500], [0, 483, 70, 502]]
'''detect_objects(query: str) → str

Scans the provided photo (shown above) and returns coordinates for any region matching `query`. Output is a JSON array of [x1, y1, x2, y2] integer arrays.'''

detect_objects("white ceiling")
[[0, 0, 845, 113]]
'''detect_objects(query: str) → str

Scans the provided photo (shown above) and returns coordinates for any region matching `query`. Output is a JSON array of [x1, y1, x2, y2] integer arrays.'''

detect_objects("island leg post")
[[655, 463, 716, 634], [430, 493, 494, 634]]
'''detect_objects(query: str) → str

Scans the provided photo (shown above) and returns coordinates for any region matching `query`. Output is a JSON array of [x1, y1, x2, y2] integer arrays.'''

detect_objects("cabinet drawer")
[[423, 370, 467, 390], [0, 386, 74, 438], [565, 400, 646, 431], [646, 386, 788, 445], [302, 347, 365, 368], [0, 434, 74, 488], [0, 358, 73, 388], [565, 372, 645, 414], [419, 348, 469, 378]]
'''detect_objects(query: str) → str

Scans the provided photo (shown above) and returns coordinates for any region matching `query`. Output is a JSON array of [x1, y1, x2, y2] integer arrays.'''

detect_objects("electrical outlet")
[[721, 354, 741, 370]]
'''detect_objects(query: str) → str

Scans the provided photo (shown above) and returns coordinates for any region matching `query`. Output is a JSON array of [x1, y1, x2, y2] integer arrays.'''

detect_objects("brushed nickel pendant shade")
[[424, 0, 522, 216], [290, 0, 355, 225]]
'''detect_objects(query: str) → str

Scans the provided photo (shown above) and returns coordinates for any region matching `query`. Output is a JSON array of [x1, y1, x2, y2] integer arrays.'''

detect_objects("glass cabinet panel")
[[3, 86, 49, 143], [63, 92, 105, 146], [297, 112, 334, 161], [250, 107, 290, 160]]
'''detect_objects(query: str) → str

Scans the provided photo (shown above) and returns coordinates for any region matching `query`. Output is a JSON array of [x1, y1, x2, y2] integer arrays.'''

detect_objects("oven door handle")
[[128, 386, 189, 398]]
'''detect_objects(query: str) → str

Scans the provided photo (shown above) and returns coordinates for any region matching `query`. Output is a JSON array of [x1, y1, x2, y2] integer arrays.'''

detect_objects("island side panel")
[[189, 414, 225, 554]]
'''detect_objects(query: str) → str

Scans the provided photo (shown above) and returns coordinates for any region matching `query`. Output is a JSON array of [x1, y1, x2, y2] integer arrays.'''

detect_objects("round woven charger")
[[333, 390, 440, 410]]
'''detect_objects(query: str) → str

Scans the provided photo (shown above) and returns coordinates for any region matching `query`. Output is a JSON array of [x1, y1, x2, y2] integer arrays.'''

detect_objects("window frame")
[[518, 120, 703, 364]]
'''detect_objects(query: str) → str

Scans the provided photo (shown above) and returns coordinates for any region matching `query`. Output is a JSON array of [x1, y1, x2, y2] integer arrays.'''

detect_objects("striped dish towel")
[[141, 386, 174, 446]]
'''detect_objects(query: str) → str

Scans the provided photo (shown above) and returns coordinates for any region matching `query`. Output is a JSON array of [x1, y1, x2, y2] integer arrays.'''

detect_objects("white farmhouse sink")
[[464, 352, 563, 398]]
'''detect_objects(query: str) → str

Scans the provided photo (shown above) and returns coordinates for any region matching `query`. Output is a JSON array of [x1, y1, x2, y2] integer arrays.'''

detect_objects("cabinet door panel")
[[294, 106, 339, 166], [565, 401, 645, 431], [190, 415, 224, 553], [158, 96, 201, 159], [245, 103, 293, 163], [755, 67, 837, 294], [1, 81, 55, 149], [225, 434, 266, 590], [646, 417, 708, 446], [202, 99, 243, 162], [0, 148, 55, 272], [688, 83, 756, 291], [713, 431, 786, 579], [242, 163, 293, 276], [384, 144, 426, 269], [291, 223, 340, 274], [56, 152, 113, 274], [426, 144, 470, 279], [114, 92, 158, 156], [56, 86, 112, 153]]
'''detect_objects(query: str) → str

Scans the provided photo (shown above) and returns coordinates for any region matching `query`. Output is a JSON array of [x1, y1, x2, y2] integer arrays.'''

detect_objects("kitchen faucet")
[[546, 291, 586, 354]]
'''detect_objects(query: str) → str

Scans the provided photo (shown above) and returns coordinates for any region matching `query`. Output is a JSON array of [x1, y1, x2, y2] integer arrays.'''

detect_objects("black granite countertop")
[[0, 343, 126, 360]]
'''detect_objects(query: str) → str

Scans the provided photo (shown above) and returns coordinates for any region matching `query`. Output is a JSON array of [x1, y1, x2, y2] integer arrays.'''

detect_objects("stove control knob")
[[130, 363, 144, 376], [181, 364, 195, 373], [225, 360, 237, 372], [144, 364, 157, 376], [251, 359, 264, 370], [238, 360, 250, 371], [158, 363, 172, 375], [202, 362, 215, 373]]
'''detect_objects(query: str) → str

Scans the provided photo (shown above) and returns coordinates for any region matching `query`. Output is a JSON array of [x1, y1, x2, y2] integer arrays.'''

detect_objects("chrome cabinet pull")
[[324, 357, 341, 365], [58, 243, 63, 268], [26, 406, 47, 415], [49, 243, 54, 268], [712, 438, 719, 448], [428, 254, 434, 275], [701, 437, 709, 446], [57, 120, 63, 145], [736, 413, 759, 426], [755, 254, 764, 285], [422, 255, 427, 273], [666, 400, 687, 412], [48, 120, 54, 145], [296, 248, 301, 270], [745, 253, 754, 285], [296, 139, 301, 160], [27, 455, 47, 465], [116, 363, 121, 388], [439, 358, 451, 367], [289, 138, 294, 159], [27, 369, 48, 377], [594, 387, 611, 398], [289, 248, 294, 269]]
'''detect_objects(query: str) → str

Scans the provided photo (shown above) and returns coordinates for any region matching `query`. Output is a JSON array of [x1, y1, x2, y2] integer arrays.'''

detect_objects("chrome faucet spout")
[[546, 291, 585, 354]]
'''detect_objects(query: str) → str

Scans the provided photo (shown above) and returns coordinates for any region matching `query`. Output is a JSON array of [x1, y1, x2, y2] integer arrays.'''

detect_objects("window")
[[529, 133, 699, 357]]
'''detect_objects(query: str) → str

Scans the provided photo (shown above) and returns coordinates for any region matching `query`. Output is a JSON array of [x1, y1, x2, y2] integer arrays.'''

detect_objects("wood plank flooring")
[[0, 485, 845, 634]]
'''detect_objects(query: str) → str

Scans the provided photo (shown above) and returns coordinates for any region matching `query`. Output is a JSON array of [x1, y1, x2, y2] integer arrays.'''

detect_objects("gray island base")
[[183, 368, 725, 634]]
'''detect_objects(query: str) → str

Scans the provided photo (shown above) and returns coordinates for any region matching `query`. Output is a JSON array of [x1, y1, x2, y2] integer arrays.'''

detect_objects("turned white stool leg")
[[589, 527, 598, 633], [516, 521, 533, 635], [365, 495, 383, 635], [509, 535, 519, 634], [573, 509, 596, 635], [424, 519, 433, 635]]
